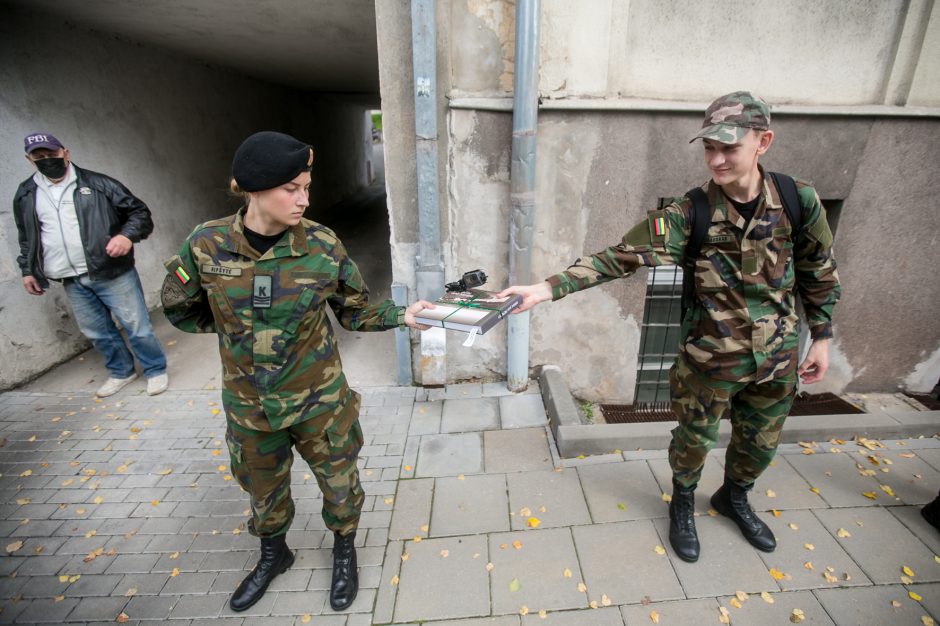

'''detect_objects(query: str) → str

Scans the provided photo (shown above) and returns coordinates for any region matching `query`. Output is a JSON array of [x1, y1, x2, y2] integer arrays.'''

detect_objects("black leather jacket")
[[12, 165, 154, 288]]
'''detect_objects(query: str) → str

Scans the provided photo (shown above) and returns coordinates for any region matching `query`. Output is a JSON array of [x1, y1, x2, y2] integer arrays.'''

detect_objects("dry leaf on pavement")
[[761, 591, 774, 604], [790, 608, 805, 623]]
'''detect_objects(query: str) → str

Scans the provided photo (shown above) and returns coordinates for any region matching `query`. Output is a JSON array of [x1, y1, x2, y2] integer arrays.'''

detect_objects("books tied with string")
[[415, 289, 522, 338]]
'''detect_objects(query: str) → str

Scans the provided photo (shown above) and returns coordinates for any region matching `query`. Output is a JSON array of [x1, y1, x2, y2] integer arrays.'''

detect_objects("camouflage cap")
[[690, 91, 771, 144]]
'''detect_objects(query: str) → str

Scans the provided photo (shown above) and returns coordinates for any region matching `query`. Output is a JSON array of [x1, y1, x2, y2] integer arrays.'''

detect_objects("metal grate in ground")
[[601, 392, 865, 424]]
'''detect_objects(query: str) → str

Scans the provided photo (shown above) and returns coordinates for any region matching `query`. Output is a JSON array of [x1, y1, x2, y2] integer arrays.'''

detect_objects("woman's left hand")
[[404, 300, 436, 330]]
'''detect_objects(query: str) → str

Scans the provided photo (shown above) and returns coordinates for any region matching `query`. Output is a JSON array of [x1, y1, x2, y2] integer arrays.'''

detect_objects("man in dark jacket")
[[13, 132, 168, 397]]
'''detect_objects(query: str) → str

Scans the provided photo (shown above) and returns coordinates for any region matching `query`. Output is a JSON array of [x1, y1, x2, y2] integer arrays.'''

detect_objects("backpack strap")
[[769, 172, 805, 241], [680, 187, 712, 318]]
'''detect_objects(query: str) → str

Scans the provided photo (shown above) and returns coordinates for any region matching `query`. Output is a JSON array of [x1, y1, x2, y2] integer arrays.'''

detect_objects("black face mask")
[[34, 158, 67, 180]]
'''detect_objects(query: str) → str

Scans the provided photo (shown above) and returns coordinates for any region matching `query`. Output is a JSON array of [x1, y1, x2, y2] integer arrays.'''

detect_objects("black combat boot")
[[922, 491, 940, 533], [329, 531, 358, 611], [668, 479, 700, 562], [230, 534, 295, 611], [710, 478, 776, 552]]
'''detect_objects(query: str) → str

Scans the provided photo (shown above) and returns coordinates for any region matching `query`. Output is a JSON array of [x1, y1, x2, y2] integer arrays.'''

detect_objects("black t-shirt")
[[729, 195, 761, 226], [243, 225, 287, 255]]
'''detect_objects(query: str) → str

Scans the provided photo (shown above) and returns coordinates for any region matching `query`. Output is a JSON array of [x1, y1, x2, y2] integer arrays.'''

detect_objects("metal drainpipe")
[[507, 0, 540, 392], [411, 0, 446, 385]]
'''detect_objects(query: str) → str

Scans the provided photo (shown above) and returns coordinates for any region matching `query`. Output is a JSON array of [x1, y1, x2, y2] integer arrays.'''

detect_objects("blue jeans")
[[63, 269, 167, 379]]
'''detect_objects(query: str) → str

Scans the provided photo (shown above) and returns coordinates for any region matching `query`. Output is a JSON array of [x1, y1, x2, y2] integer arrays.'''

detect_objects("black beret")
[[232, 131, 314, 192]]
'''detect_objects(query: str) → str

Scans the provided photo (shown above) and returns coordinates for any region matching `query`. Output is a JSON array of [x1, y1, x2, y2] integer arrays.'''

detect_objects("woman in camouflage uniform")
[[161, 131, 432, 612]]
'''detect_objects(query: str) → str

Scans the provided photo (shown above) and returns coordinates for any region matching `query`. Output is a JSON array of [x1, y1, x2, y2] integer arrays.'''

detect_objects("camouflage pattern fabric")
[[546, 168, 840, 385], [161, 208, 405, 432], [690, 91, 771, 144], [668, 354, 797, 489], [226, 392, 365, 537]]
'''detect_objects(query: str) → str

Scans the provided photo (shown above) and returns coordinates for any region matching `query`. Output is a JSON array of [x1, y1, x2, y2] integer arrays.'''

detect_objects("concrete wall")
[[450, 0, 940, 106], [0, 6, 374, 389], [378, 0, 940, 397]]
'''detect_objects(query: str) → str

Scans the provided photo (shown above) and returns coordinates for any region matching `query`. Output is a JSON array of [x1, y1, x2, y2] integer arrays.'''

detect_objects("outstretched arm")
[[496, 281, 553, 313]]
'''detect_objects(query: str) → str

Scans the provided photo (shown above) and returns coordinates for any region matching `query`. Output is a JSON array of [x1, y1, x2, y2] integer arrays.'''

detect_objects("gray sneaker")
[[147, 373, 169, 396], [96, 374, 138, 397]]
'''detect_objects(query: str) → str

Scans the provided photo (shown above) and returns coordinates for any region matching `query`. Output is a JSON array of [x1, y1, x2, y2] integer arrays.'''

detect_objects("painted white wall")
[[449, 0, 940, 107]]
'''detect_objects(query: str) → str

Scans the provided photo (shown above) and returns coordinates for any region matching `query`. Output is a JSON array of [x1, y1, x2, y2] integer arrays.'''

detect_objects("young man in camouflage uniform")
[[500, 92, 840, 562], [161, 131, 432, 611]]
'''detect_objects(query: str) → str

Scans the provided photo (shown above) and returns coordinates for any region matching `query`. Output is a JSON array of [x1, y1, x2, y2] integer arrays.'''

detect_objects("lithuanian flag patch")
[[649, 210, 667, 241], [175, 266, 191, 284]]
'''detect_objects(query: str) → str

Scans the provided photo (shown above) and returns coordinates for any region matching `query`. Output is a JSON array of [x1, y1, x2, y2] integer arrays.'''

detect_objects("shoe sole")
[[710, 494, 776, 553], [229, 551, 295, 612]]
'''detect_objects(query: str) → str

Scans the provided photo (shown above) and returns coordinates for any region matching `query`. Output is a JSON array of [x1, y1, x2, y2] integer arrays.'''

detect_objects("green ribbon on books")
[[438, 292, 502, 324]]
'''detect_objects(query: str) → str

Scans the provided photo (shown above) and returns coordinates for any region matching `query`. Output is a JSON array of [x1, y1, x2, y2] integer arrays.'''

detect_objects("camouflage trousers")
[[225, 398, 365, 538], [668, 356, 798, 489]]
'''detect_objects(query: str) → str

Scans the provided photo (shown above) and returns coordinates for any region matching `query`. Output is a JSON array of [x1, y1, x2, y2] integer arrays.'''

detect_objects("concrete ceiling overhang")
[[2, 0, 379, 93]]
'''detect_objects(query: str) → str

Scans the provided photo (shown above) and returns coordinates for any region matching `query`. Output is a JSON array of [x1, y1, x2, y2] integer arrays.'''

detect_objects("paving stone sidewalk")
[[1, 380, 939, 625]]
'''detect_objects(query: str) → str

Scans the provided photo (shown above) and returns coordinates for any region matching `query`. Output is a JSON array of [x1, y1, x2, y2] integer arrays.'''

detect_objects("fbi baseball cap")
[[23, 132, 65, 153], [690, 91, 771, 144]]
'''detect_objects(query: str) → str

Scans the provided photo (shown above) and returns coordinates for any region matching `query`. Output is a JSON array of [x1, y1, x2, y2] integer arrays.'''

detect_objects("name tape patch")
[[201, 264, 243, 277]]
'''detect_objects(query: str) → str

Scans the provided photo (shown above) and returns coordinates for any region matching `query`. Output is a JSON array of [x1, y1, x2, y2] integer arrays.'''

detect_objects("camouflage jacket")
[[546, 172, 840, 383], [161, 208, 404, 431]]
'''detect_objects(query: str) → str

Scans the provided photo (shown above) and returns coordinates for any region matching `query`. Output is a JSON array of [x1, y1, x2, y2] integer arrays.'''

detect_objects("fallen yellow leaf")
[[94, 496, 103, 505], [512, 540, 522, 550], [539, 609, 547, 619], [881, 485, 896, 497], [6, 541, 24, 553], [769, 568, 786, 580], [891, 600, 902, 608], [902, 566, 915, 577], [509, 578, 521, 592], [862, 492, 878, 500], [520, 605, 530, 616], [922, 616, 934, 626], [68, 575, 80, 583], [760, 591, 774, 604], [19, 470, 32, 477], [901, 575, 913, 584], [440, 549, 449, 558], [650, 609, 660, 623], [578, 582, 587, 593], [403, 465, 412, 472], [791, 608, 805, 623], [150, 500, 160, 507], [735, 590, 748, 602], [804, 562, 814, 570], [909, 591, 922, 602], [390, 575, 399, 586], [589, 600, 598, 609], [212, 449, 222, 456], [170, 568, 180, 577], [771, 509, 781, 517], [707, 509, 718, 517], [653, 545, 666, 555], [520, 507, 532, 517], [661, 493, 672, 503], [788, 523, 799, 530], [563, 568, 572, 578], [527, 517, 541, 528], [170, 551, 179, 559], [823, 572, 838, 583], [116, 613, 129, 623], [718, 606, 731, 624], [15, 498, 30, 506], [804, 543, 815, 551], [598, 593, 611, 607], [301, 615, 311, 623], [766, 489, 776, 498], [810, 487, 820, 494], [836, 528, 851, 538], [53, 595, 64, 603], [84, 530, 96, 538], [730, 598, 742, 609]]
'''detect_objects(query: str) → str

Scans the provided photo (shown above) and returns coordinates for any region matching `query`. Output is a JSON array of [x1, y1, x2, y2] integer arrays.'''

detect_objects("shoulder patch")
[[648, 210, 667, 243]]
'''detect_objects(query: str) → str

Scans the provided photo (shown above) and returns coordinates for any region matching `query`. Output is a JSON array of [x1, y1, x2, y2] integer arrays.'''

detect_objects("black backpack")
[[680, 172, 806, 319]]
